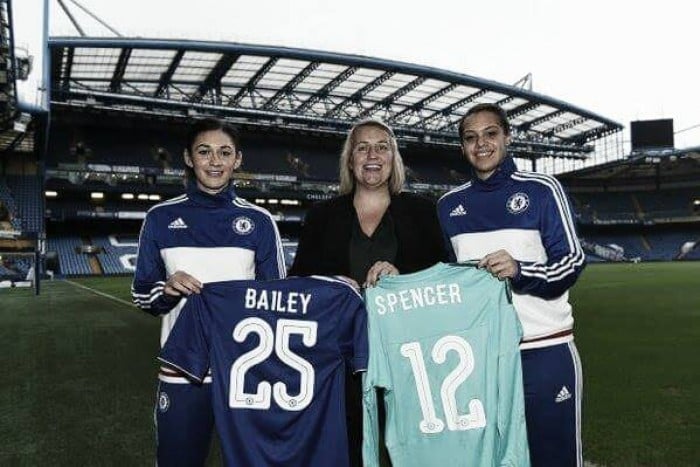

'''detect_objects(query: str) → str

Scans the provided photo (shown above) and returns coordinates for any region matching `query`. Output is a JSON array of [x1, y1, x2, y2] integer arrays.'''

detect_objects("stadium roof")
[[48, 37, 623, 160]]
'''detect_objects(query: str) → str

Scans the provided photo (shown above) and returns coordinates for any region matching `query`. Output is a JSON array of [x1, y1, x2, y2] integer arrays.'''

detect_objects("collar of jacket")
[[471, 156, 516, 192], [186, 179, 236, 207]]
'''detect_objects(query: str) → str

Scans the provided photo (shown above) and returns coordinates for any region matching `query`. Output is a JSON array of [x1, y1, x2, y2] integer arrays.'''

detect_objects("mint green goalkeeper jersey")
[[362, 263, 530, 467]]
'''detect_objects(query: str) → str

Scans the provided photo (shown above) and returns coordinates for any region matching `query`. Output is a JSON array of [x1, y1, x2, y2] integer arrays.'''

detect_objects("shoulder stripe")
[[438, 181, 472, 203], [156, 357, 203, 384], [233, 198, 286, 278], [310, 275, 363, 299], [511, 171, 584, 281], [146, 194, 188, 213], [512, 171, 579, 248]]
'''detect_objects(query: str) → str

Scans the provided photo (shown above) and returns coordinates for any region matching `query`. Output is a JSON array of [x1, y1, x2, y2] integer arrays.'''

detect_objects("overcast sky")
[[13, 0, 700, 150]]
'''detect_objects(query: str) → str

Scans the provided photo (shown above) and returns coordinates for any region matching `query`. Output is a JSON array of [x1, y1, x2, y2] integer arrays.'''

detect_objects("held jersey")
[[131, 185, 286, 382], [437, 157, 585, 348], [363, 263, 529, 467], [159, 277, 368, 467]]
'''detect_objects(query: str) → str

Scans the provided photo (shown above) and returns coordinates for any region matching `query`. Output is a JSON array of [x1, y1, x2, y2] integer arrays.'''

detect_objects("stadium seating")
[[681, 245, 700, 260], [2, 175, 43, 232], [635, 188, 699, 220], [91, 235, 137, 275], [645, 230, 699, 260], [0, 178, 21, 230], [45, 234, 139, 276], [48, 123, 184, 169], [0, 257, 30, 280], [242, 137, 331, 179], [572, 188, 700, 225], [402, 148, 468, 185], [47, 236, 93, 276], [572, 192, 638, 223], [582, 233, 647, 260], [581, 228, 700, 262]]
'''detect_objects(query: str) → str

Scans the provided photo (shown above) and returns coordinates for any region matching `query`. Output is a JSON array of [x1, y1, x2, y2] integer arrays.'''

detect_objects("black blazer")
[[290, 192, 445, 277]]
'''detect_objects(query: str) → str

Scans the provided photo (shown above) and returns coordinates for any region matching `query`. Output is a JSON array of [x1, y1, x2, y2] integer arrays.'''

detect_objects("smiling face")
[[349, 125, 394, 191], [184, 129, 242, 194], [460, 110, 511, 180]]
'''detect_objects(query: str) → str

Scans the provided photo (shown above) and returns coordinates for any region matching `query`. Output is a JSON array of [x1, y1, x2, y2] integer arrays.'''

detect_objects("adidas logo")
[[168, 217, 188, 229], [449, 204, 467, 217], [555, 385, 572, 403]]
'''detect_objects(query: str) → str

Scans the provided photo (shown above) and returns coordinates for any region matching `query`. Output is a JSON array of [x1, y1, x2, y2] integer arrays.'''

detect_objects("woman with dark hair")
[[439, 103, 585, 466], [290, 118, 444, 466], [132, 118, 286, 466]]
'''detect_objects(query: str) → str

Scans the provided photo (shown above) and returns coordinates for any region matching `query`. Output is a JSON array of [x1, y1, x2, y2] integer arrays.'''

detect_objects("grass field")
[[1, 263, 699, 466]]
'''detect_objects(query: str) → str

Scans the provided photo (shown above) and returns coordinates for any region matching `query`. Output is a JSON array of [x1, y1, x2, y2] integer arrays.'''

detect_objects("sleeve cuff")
[[353, 355, 368, 373]]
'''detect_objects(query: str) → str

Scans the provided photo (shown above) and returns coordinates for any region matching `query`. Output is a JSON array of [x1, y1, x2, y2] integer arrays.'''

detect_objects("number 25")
[[230, 317, 317, 412]]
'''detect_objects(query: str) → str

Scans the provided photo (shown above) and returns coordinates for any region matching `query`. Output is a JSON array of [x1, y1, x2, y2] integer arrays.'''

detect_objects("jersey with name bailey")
[[437, 157, 585, 348], [159, 276, 367, 467], [363, 263, 529, 467], [131, 184, 285, 382]]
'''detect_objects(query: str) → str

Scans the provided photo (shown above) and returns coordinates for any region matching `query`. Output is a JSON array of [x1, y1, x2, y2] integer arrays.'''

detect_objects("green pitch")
[[573, 262, 700, 466], [1, 263, 698, 466]]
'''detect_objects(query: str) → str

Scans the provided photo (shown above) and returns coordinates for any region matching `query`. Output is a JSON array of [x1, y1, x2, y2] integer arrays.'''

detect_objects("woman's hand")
[[478, 249, 519, 280], [164, 270, 203, 296], [364, 261, 399, 288]]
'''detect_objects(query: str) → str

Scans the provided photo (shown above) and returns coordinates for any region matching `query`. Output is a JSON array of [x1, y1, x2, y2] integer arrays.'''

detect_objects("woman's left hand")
[[364, 261, 399, 288], [478, 249, 519, 280]]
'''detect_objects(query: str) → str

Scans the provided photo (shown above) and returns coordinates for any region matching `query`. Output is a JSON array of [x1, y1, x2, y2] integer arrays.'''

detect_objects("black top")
[[348, 210, 398, 284], [290, 192, 445, 278]]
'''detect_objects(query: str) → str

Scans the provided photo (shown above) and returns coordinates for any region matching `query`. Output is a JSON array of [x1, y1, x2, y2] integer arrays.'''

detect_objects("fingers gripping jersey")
[[363, 263, 530, 467], [159, 277, 368, 467]]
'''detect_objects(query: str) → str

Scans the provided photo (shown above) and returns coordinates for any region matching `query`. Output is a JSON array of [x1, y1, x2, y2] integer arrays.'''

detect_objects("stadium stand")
[[561, 149, 700, 263], [91, 235, 137, 275], [3, 175, 42, 232], [579, 226, 700, 262], [0, 178, 21, 230], [582, 232, 647, 260], [402, 147, 468, 185], [0, 255, 30, 280], [48, 121, 184, 170], [571, 188, 700, 225], [572, 191, 639, 224], [635, 188, 699, 220], [645, 230, 699, 260], [47, 236, 93, 276]]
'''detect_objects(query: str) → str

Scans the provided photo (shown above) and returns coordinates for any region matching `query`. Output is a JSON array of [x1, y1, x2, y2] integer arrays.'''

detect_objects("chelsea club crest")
[[158, 391, 170, 412], [232, 216, 255, 235], [506, 192, 530, 214]]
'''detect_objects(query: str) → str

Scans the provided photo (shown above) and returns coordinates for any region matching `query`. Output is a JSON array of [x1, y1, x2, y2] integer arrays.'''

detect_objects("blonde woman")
[[290, 118, 444, 466]]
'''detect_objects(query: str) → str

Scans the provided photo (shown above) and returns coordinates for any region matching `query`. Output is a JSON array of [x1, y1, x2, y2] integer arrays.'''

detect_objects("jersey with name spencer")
[[159, 276, 368, 467], [363, 263, 530, 467]]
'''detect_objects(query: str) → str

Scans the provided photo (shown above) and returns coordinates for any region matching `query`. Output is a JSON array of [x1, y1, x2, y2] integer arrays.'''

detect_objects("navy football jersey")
[[159, 277, 368, 467]]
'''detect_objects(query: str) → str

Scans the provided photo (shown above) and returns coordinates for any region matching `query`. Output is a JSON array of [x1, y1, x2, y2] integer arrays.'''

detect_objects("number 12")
[[400, 335, 486, 434]]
